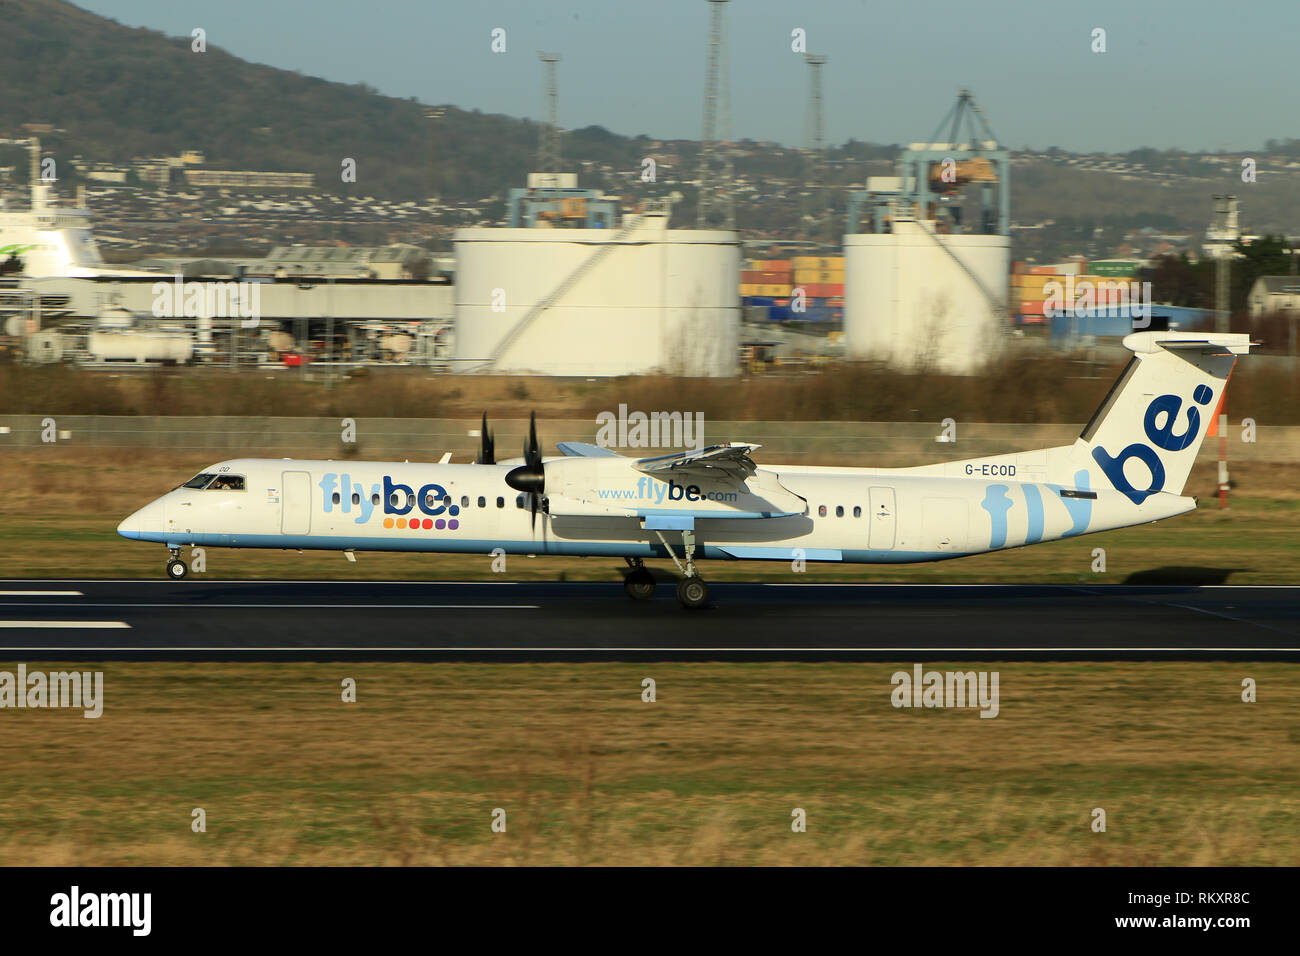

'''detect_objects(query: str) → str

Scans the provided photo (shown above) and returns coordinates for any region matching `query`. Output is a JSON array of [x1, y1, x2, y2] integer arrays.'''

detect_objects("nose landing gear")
[[165, 547, 188, 580]]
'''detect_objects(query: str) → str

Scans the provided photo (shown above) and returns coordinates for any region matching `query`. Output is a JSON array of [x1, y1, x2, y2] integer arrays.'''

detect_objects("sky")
[[74, 0, 1298, 154]]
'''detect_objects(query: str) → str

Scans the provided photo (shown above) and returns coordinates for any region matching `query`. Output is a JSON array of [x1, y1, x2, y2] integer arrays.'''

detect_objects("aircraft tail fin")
[[1073, 331, 1252, 503]]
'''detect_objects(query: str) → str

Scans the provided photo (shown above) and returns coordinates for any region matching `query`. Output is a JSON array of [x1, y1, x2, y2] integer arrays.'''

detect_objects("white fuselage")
[[117, 452, 1195, 565]]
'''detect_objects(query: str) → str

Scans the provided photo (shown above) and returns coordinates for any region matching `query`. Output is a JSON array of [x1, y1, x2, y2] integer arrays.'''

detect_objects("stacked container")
[[740, 258, 794, 298], [790, 255, 844, 319]]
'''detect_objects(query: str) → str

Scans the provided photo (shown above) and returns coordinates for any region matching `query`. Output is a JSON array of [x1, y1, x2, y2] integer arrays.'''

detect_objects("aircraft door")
[[868, 486, 896, 549], [281, 470, 312, 535]]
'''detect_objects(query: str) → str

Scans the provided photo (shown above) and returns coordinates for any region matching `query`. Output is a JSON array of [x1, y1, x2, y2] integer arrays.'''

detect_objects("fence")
[[2, 415, 1295, 465]]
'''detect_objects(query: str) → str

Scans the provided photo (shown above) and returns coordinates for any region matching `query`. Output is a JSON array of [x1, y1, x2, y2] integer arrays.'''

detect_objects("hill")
[[0, 0, 623, 200], [3, 0, 1299, 246]]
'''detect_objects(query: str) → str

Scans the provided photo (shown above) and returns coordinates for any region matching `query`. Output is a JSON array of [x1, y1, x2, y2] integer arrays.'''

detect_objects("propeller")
[[505, 412, 546, 529], [475, 412, 495, 465]]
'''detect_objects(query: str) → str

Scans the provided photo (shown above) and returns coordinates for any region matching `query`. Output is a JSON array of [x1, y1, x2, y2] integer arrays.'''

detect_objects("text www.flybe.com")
[[598, 479, 737, 504]]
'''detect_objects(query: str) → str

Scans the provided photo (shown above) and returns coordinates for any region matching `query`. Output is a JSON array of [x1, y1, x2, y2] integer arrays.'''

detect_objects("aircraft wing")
[[633, 443, 761, 483], [556, 441, 624, 458]]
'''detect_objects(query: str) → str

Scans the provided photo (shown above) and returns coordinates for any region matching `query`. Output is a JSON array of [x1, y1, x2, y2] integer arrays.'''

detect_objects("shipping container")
[[793, 269, 845, 284], [740, 283, 794, 297], [1016, 275, 1064, 290], [794, 283, 844, 298], [1089, 260, 1142, 277], [742, 270, 797, 283], [756, 259, 793, 273], [791, 256, 844, 271], [1027, 265, 1058, 275]]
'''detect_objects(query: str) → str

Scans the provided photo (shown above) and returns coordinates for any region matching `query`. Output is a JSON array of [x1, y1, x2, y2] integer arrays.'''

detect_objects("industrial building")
[[453, 174, 740, 376], [1248, 276, 1300, 317], [842, 92, 1011, 374], [10, 275, 453, 367]]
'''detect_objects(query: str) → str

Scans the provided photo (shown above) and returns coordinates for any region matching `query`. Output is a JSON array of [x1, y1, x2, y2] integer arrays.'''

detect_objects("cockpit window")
[[182, 473, 217, 489], [207, 474, 246, 491]]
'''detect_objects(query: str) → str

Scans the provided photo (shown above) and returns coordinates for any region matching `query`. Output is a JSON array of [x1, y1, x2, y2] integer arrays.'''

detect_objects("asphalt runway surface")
[[0, 579, 1298, 661]]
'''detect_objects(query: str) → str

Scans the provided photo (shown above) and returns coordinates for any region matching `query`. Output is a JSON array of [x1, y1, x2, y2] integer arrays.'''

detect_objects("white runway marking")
[[0, 591, 83, 596], [0, 621, 131, 629], [0, 579, 524, 585], [0, 603, 538, 610]]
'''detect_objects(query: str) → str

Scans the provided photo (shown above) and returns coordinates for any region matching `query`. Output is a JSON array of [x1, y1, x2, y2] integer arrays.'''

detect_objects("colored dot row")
[[383, 517, 460, 531]]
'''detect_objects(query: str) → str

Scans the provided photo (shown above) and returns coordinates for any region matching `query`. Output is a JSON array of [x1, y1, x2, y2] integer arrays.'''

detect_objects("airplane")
[[118, 331, 1253, 608]]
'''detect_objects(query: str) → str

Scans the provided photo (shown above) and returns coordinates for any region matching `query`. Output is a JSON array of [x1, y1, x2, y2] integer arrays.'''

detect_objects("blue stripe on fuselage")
[[119, 529, 968, 564]]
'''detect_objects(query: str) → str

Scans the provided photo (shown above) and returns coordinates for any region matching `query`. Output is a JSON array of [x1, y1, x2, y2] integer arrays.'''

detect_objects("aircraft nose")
[[118, 500, 164, 540], [117, 509, 143, 540]]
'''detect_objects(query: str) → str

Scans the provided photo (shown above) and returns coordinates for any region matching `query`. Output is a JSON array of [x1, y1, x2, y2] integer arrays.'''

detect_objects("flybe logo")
[[318, 473, 463, 531], [1092, 383, 1214, 505], [597, 478, 738, 504]]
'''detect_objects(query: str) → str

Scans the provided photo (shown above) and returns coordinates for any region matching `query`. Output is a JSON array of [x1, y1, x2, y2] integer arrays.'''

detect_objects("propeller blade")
[[477, 412, 495, 465], [505, 411, 545, 495], [525, 411, 541, 469]]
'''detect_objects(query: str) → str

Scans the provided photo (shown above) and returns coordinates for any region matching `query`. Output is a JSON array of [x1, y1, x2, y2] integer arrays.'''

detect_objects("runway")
[[0, 579, 1298, 660]]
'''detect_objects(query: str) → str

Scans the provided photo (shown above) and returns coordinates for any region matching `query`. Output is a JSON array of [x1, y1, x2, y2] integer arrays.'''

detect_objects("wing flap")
[[634, 443, 761, 482], [556, 441, 623, 458]]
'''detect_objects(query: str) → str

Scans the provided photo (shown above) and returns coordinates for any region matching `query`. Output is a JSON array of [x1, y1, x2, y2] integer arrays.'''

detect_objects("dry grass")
[[0, 662, 1296, 865], [4, 356, 1299, 423]]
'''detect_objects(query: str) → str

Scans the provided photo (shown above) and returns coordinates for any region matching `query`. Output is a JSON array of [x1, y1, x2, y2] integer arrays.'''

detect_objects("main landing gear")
[[643, 529, 710, 610], [623, 558, 657, 601], [165, 547, 188, 580], [674, 575, 709, 610]]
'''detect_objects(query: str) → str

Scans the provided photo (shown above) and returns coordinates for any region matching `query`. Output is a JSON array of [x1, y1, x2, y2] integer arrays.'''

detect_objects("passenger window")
[[516, 494, 525, 508], [853, 505, 862, 518], [371, 493, 381, 507], [477, 496, 486, 508], [352, 492, 361, 506], [208, 475, 245, 491], [818, 505, 827, 517], [332, 492, 341, 505], [835, 505, 844, 517], [424, 491, 437, 508], [390, 492, 401, 508], [461, 495, 469, 508], [497, 497, 505, 509]]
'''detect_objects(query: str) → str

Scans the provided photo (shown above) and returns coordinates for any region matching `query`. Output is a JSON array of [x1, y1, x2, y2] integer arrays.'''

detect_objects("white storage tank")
[[453, 214, 739, 376], [844, 219, 1009, 374], [87, 330, 193, 364]]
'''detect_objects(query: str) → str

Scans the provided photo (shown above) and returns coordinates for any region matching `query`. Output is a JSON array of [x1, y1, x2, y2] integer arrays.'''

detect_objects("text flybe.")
[[317, 473, 462, 527]]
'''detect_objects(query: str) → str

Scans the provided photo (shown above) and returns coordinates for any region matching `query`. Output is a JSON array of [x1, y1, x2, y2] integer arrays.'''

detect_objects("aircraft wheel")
[[675, 576, 708, 609], [624, 568, 656, 601], [166, 559, 188, 580]]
